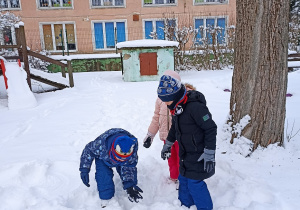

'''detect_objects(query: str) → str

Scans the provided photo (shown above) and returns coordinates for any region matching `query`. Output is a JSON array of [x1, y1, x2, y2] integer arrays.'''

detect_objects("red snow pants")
[[165, 140, 180, 180]]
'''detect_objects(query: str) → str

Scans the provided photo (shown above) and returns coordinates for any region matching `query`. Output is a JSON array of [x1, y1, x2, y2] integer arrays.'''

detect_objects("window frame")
[[0, 0, 21, 10], [37, 0, 74, 10], [90, 0, 126, 8], [91, 19, 127, 51], [193, 16, 228, 46], [142, 0, 177, 7], [193, 0, 228, 6], [142, 18, 177, 40], [39, 21, 78, 52]]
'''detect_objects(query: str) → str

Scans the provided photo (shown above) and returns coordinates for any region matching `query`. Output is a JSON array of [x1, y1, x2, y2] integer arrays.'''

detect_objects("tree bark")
[[229, 0, 289, 150]]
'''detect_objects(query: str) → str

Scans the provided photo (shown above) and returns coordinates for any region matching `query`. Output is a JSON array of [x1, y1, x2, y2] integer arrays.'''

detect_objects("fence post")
[[67, 60, 74, 87], [61, 65, 66, 78], [120, 52, 124, 75], [60, 29, 65, 56], [15, 27, 24, 62], [19, 25, 32, 90]]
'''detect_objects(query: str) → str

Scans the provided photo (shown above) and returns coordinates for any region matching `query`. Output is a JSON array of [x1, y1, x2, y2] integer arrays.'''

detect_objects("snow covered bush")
[[191, 25, 235, 70], [28, 50, 51, 73], [163, 19, 194, 70], [150, 16, 235, 71], [0, 11, 20, 30]]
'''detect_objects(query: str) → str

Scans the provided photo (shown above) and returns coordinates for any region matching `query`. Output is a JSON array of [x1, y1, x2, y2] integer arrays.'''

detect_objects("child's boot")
[[100, 199, 110, 208]]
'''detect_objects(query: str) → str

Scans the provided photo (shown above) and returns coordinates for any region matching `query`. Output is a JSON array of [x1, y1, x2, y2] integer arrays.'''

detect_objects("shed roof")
[[116, 39, 179, 49]]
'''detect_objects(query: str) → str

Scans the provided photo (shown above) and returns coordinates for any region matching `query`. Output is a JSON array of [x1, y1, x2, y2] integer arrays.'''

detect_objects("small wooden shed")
[[117, 39, 179, 82]]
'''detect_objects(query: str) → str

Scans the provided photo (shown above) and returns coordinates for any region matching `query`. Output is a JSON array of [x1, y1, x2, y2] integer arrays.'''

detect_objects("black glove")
[[198, 148, 215, 173], [80, 172, 90, 187], [126, 185, 143, 203], [144, 137, 151, 148], [161, 140, 173, 160], [143, 132, 154, 148]]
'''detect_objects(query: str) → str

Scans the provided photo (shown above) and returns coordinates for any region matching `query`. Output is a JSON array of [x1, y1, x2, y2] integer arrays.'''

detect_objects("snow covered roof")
[[116, 39, 179, 49]]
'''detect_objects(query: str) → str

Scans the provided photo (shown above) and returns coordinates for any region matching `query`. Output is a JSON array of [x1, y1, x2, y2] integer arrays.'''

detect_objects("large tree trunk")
[[229, 0, 289, 150]]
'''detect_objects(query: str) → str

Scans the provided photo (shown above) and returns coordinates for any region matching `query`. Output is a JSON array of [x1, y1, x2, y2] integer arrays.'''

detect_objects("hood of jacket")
[[186, 90, 207, 106]]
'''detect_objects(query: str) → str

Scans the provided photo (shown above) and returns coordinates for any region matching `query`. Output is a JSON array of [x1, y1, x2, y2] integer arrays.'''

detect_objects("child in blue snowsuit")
[[157, 75, 217, 209], [79, 128, 143, 205]]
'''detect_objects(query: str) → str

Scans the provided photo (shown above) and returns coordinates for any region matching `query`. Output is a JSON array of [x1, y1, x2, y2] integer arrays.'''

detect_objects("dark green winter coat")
[[167, 90, 217, 181]]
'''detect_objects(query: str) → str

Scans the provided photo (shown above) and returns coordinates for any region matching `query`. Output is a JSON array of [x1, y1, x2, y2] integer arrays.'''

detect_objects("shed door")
[[139, 52, 157, 76]]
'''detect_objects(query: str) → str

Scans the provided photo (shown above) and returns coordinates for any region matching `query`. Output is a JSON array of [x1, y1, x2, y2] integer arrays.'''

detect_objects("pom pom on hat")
[[163, 70, 181, 81]]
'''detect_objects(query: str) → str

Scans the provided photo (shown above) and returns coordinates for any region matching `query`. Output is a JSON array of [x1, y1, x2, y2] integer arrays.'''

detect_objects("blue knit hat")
[[157, 75, 184, 102]]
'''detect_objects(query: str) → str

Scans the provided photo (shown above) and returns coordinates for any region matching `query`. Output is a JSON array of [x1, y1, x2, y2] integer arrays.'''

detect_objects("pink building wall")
[[8, 0, 236, 54]]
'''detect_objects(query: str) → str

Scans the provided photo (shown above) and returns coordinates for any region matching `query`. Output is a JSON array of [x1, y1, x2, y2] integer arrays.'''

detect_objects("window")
[[91, 0, 124, 7], [144, 0, 176, 6], [144, 19, 176, 40], [194, 17, 226, 45], [40, 23, 76, 51], [0, 26, 16, 45], [0, 0, 21, 9], [93, 21, 126, 50], [194, 0, 227, 4], [39, 0, 72, 9]]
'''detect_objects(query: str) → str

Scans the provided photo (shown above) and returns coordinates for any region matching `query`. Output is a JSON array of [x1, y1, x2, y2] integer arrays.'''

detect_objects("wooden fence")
[[288, 53, 300, 71], [0, 25, 74, 89]]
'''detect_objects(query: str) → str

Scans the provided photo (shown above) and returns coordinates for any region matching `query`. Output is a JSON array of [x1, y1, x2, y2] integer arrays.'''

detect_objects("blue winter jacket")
[[79, 128, 138, 189]]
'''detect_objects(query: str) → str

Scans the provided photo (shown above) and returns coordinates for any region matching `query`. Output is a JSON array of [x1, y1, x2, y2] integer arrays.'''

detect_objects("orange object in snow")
[[18, 59, 21, 67], [0, 59, 8, 89]]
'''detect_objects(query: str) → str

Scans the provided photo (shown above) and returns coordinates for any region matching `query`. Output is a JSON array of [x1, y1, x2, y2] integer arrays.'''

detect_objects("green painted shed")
[[117, 40, 179, 82]]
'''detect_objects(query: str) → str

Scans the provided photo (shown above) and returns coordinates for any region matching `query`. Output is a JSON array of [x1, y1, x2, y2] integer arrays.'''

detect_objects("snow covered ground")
[[0, 68, 299, 210]]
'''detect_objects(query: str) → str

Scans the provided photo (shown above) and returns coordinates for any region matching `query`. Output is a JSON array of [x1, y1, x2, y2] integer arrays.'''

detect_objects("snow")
[[2, 61, 37, 110], [288, 61, 300, 67], [0, 68, 300, 210], [116, 39, 179, 49], [50, 54, 121, 60], [30, 68, 69, 86]]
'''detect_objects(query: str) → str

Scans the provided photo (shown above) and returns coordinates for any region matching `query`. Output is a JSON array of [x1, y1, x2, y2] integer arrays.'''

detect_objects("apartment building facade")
[[1, 0, 236, 54]]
